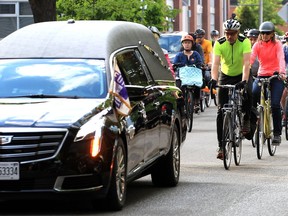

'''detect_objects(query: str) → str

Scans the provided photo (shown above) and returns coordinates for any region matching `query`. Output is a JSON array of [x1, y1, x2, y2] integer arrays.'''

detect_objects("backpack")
[[244, 106, 258, 140]]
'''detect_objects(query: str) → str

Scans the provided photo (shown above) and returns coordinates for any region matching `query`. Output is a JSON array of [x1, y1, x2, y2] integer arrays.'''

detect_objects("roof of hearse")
[[0, 20, 161, 59]]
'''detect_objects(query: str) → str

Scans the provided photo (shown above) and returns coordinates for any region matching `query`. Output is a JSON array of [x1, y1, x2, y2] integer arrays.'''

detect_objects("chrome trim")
[[0, 128, 68, 133], [54, 174, 103, 192], [0, 127, 68, 164]]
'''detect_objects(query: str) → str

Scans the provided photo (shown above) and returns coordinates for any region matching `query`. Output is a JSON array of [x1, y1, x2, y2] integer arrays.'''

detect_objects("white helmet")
[[223, 19, 241, 31]]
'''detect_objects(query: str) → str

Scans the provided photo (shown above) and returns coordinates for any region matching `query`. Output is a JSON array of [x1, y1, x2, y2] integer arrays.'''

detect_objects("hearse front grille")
[[0, 128, 68, 163]]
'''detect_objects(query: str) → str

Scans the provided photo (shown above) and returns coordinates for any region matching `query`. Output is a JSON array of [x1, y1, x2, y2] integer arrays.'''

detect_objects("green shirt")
[[213, 35, 251, 76]]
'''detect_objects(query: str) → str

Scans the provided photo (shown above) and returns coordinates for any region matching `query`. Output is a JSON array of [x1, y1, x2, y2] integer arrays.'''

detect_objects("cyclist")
[[209, 19, 252, 160], [173, 34, 203, 111], [247, 29, 260, 77], [195, 28, 213, 68], [250, 21, 285, 146], [148, 26, 175, 77], [188, 32, 204, 62], [210, 29, 220, 47], [281, 32, 288, 124], [195, 29, 213, 90]]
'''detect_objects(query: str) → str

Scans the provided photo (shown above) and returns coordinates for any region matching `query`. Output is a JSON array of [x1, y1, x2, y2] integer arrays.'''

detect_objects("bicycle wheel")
[[205, 92, 211, 107], [186, 90, 194, 132], [256, 106, 264, 159], [213, 92, 218, 106], [200, 91, 205, 112], [222, 112, 232, 170], [285, 97, 288, 140], [234, 113, 242, 166], [267, 112, 277, 156]]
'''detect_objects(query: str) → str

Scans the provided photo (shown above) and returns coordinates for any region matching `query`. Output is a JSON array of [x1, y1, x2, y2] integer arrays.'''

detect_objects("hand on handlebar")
[[208, 79, 217, 89], [235, 80, 247, 90]]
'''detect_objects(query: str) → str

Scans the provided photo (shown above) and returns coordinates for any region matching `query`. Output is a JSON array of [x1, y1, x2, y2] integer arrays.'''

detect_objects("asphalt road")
[[2, 105, 288, 216]]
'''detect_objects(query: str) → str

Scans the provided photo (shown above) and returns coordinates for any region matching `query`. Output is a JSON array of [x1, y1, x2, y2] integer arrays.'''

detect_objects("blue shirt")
[[173, 51, 203, 68]]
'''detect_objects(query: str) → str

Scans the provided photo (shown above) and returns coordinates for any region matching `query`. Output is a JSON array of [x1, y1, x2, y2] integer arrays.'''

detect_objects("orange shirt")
[[199, 39, 212, 64]]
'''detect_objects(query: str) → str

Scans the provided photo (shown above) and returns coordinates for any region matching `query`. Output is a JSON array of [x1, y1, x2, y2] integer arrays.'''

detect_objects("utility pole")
[[259, 0, 263, 24]]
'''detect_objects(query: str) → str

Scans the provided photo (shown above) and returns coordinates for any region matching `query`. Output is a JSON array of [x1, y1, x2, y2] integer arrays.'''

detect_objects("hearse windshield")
[[0, 59, 107, 98]]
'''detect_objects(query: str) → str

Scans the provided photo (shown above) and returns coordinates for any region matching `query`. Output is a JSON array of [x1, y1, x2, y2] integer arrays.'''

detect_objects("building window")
[[0, 1, 33, 39], [0, 4, 15, 14]]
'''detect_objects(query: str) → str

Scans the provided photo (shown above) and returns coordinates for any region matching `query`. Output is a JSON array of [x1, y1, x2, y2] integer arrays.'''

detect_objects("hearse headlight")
[[74, 115, 105, 158]]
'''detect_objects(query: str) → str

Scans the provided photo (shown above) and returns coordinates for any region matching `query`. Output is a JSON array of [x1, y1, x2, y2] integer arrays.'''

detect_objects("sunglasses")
[[260, 31, 273, 35]]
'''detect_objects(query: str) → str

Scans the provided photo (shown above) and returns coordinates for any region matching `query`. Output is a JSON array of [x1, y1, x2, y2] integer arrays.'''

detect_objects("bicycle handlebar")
[[216, 84, 236, 89]]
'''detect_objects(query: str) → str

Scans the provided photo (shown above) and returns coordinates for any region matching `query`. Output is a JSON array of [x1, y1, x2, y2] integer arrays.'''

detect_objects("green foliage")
[[235, 0, 285, 34], [56, 0, 178, 31]]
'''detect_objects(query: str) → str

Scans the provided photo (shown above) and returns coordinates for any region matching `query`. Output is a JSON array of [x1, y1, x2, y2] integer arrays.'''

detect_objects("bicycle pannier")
[[179, 66, 203, 88], [244, 106, 258, 140]]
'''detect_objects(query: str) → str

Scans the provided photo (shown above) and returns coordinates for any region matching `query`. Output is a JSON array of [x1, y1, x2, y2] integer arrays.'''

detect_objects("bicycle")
[[174, 64, 204, 132], [218, 84, 245, 170], [282, 85, 288, 140], [254, 74, 282, 159], [201, 65, 217, 108]]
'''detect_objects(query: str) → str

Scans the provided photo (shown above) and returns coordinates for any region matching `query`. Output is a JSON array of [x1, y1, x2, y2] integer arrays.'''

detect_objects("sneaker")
[[272, 135, 281, 146], [242, 119, 250, 135], [282, 120, 285, 127], [217, 147, 224, 160], [194, 104, 200, 114]]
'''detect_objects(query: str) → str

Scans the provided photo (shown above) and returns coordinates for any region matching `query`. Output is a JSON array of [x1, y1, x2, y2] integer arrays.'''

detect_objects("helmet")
[[223, 19, 241, 31], [210, 30, 219, 37], [259, 21, 275, 32], [181, 35, 194, 43], [247, 29, 260, 38], [195, 28, 206, 36], [148, 26, 161, 37], [243, 28, 250, 36]]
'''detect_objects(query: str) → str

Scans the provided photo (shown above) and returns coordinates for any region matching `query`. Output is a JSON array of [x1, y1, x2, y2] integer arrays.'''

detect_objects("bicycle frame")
[[259, 82, 272, 138], [255, 74, 280, 159], [221, 85, 244, 135], [218, 84, 244, 169]]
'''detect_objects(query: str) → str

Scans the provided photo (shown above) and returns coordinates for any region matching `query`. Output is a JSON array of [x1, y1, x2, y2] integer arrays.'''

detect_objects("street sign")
[[278, 3, 288, 22]]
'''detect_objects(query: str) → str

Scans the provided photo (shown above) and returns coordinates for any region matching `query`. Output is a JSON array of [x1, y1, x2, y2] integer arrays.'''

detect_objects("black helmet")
[[247, 29, 260, 38], [148, 26, 161, 37], [210, 30, 219, 37], [195, 28, 206, 36], [259, 21, 275, 32]]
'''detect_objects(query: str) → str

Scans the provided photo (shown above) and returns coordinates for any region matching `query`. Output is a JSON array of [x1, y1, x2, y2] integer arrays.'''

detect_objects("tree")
[[29, 0, 56, 23], [235, 0, 285, 34], [56, 0, 178, 31]]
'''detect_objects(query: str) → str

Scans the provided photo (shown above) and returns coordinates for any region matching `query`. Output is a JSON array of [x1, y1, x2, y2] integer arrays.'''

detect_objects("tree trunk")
[[29, 0, 56, 23]]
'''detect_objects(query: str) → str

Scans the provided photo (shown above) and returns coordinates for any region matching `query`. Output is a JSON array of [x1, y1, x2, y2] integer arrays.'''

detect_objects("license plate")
[[0, 162, 19, 180]]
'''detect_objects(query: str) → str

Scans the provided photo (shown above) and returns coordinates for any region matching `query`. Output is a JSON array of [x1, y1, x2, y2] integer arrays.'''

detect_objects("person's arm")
[[250, 42, 258, 66], [196, 44, 204, 62], [207, 40, 213, 68], [242, 52, 251, 81], [211, 54, 220, 81], [194, 51, 203, 68], [277, 41, 286, 76]]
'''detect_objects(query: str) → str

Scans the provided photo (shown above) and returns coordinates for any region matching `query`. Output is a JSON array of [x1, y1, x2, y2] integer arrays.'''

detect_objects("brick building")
[[171, 0, 232, 37]]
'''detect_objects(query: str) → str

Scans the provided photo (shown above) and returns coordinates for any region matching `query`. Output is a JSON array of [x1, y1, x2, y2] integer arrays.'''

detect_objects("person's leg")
[[280, 88, 287, 125], [270, 78, 284, 137], [252, 78, 261, 108]]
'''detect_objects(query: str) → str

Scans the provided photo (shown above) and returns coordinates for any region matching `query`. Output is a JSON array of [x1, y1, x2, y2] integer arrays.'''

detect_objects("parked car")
[[158, 31, 188, 62], [0, 20, 187, 210]]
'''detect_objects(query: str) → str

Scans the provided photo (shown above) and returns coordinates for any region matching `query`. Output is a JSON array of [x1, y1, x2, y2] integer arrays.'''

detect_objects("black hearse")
[[0, 20, 187, 210]]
